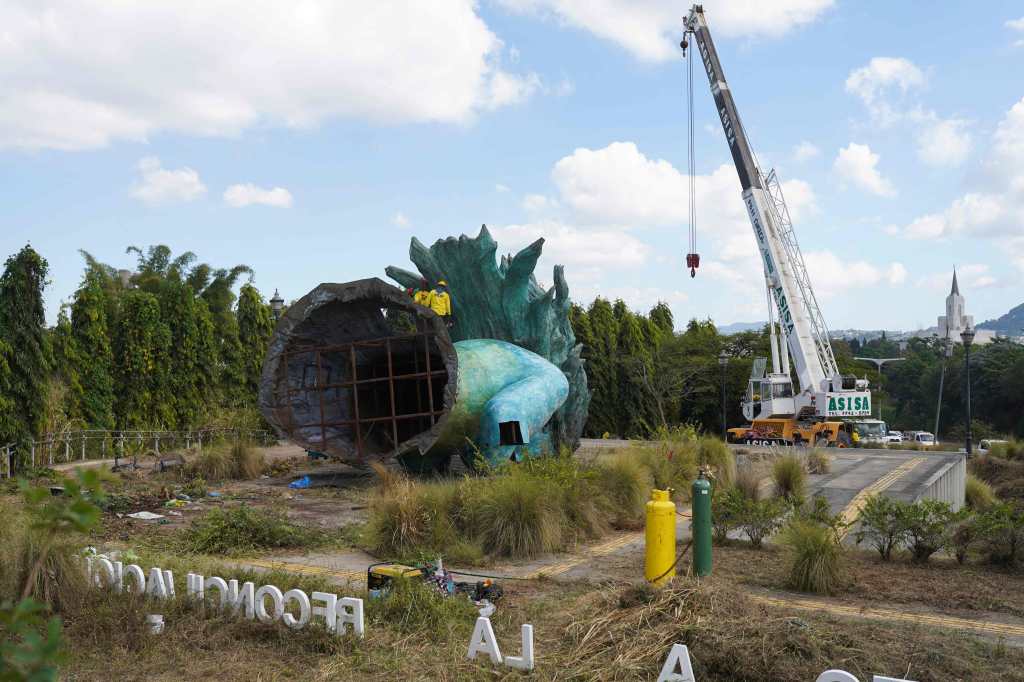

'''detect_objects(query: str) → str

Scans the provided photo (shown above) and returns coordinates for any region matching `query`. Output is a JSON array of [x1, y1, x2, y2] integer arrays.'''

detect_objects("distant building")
[[937, 270, 995, 344]]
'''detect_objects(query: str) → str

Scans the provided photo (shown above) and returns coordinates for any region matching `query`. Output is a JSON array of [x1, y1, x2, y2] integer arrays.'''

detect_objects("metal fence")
[[1, 428, 276, 479]]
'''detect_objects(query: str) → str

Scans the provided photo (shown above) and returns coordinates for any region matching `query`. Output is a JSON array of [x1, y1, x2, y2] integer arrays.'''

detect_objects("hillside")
[[979, 302, 1024, 334]]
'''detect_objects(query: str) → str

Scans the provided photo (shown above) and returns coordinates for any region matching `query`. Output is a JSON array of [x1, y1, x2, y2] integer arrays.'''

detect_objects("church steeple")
[[951, 268, 959, 296]]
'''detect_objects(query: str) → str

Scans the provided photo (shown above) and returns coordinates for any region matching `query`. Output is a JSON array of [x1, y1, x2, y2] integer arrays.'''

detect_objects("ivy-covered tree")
[[581, 298, 619, 437], [649, 302, 674, 337], [616, 308, 655, 438], [70, 271, 115, 429], [159, 279, 218, 428], [236, 283, 275, 403], [0, 245, 51, 446], [114, 291, 172, 429], [49, 305, 82, 421]]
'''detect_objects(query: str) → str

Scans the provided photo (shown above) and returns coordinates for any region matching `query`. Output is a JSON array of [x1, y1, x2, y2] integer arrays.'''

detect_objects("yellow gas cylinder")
[[644, 488, 677, 586]]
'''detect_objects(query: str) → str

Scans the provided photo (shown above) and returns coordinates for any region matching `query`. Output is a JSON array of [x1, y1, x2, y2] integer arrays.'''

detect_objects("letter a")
[[467, 617, 502, 665], [657, 644, 695, 682]]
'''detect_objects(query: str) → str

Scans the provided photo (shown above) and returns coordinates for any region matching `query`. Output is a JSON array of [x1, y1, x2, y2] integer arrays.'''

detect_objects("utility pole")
[[718, 350, 729, 441], [854, 356, 905, 421], [933, 335, 952, 439], [961, 326, 975, 455]]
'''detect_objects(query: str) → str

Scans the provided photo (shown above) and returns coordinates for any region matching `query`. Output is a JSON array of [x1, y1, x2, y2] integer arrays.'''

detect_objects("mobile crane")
[[682, 5, 871, 447]]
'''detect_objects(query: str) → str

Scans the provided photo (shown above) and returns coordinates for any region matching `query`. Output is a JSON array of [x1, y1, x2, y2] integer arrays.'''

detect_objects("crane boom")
[[684, 5, 870, 424]]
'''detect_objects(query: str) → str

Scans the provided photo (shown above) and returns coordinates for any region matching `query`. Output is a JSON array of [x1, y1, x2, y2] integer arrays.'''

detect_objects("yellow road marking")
[[526, 532, 643, 578], [749, 593, 1024, 638], [837, 457, 926, 539]]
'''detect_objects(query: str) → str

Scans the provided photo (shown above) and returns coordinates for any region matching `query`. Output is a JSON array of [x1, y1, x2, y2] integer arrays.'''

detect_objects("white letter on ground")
[[816, 672, 859, 682], [504, 624, 534, 671], [467, 617, 502, 665], [657, 644, 696, 682], [204, 576, 229, 608], [312, 592, 338, 632], [255, 585, 285, 623], [336, 597, 364, 637], [187, 573, 204, 599], [873, 677, 917, 682], [125, 564, 147, 594], [228, 580, 256, 620], [282, 589, 312, 629]]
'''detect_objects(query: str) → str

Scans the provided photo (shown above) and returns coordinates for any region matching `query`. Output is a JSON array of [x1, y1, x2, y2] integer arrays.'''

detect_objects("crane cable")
[[685, 31, 699, 278]]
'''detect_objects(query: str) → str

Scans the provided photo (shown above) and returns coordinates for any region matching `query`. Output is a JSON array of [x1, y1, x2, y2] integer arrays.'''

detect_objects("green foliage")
[[0, 245, 51, 447], [736, 496, 788, 548], [965, 474, 997, 510], [113, 291, 172, 429], [159, 279, 218, 428], [179, 505, 325, 555], [950, 510, 982, 564], [711, 486, 744, 544], [899, 498, 954, 563], [69, 271, 115, 429], [366, 577, 476, 635], [854, 495, 908, 561], [990, 440, 1024, 460], [975, 502, 1024, 565], [0, 598, 63, 681], [779, 519, 845, 595], [576, 298, 618, 437], [236, 284, 275, 404], [772, 455, 807, 503]]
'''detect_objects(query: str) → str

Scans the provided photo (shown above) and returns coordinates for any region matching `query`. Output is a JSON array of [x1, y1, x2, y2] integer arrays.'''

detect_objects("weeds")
[[966, 474, 997, 510], [805, 449, 832, 475], [733, 465, 764, 501], [178, 505, 327, 556], [780, 520, 844, 594], [181, 440, 265, 482], [772, 454, 807, 503]]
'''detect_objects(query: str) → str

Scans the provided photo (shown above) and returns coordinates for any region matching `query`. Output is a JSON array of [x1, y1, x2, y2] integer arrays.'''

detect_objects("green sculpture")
[[386, 225, 590, 454]]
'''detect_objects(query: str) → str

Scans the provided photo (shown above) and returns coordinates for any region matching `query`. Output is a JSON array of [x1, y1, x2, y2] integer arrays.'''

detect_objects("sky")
[[2, 1, 1023, 333]]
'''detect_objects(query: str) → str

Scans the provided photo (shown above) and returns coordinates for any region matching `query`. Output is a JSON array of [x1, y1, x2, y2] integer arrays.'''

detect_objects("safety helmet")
[[438, 280, 447, 286]]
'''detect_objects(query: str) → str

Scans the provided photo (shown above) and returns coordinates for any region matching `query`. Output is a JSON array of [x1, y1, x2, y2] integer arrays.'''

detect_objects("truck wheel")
[[837, 432, 852, 448]]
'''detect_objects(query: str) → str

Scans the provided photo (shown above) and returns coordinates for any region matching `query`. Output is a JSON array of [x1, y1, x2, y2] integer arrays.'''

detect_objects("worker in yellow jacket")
[[412, 279, 433, 308], [430, 280, 452, 325]]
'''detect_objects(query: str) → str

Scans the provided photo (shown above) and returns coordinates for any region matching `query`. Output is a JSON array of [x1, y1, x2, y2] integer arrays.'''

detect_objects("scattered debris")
[[289, 475, 313, 489], [208, 491, 223, 498], [146, 614, 164, 635], [127, 511, 164, 521]]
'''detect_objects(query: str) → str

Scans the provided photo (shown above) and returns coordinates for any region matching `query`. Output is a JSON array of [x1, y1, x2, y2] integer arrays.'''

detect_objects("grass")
[[805, 448, 832, 474], [733, 465, 764, 501], [175, 504, 331, 556], [772, 454, 807, 502], [990, 440, 1023, 460], [966, 473, 998, 510], [779, 520, 844, 595], [181, 440, 266, 482]]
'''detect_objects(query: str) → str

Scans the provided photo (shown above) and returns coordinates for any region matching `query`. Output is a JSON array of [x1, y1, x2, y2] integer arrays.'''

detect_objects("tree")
[[70, 271, 115, 429], [616, 310, 655, 438], [582, 298, 619, 437], [0, 245, 51, 447], [649, 302, 674, 338], [236, 283, 275, 403], [49, 305, 82, 422], [114, 291, 172, 429], [159, 279, 218, 428]]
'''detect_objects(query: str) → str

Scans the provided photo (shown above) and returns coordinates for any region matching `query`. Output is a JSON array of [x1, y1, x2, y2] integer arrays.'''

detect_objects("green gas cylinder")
[[692, 470, 713, 577]]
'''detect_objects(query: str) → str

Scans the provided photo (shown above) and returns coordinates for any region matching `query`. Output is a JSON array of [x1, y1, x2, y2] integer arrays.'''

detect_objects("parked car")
[[912, 431, 935, 446], [886, 431, 903, 443]]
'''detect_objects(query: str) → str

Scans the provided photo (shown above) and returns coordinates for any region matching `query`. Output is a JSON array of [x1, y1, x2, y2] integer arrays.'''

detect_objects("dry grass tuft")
[[966, 473, 997, 510], [805, 448, 832, 475], [733, 465, 764, 501], [779, 520, 844, 594], [772, 454, 807, 502]]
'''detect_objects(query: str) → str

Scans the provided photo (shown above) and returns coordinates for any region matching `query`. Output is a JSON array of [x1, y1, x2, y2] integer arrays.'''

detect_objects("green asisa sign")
[[825, 392, 872, 417]]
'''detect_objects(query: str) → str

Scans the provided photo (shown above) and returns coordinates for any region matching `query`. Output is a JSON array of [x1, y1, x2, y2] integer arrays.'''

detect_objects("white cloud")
[[495, 183, 511, 193], [845, 57, 925, 125], [1007, 17, 1024, 31], [522, 193, 557, 213], [833, 143, 896, 197], [0, 1, 539, 151], [223, 183, 292, 208], [391, 211, 410, 227], [792, 140, 820, 162], [916, 264, 999, 292], [495, 0, 833, 62], [131, 157, 206, 205], [491, 220, 649, 269], [802, 251, 907, 299], [915, 115, 972, 168]]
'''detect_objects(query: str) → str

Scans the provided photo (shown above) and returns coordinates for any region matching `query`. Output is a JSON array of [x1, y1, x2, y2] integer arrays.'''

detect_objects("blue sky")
[[2, 1, 1023, 332]]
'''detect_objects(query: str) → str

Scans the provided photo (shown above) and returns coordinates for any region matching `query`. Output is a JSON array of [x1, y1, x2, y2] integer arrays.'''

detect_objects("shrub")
[[229, 440, 265, 479], [711, 486, 745, 544], [805, 449, 832, 475], [733, 465, 763, 501], [697, 437, 736, 489], [950, 511, 981, 564], [899, 499, 954, 564], [473, 475, 564, 558], [795, 495, 845, 538], [965, 474, 997, 510], [630, 444, 698, 501], [737, 497, 788, 549], [597, 454, 650, 528], [991, 440, 1024, 460], [975, 502, 1024, 566], [854, 495, 907, 561], [772, 455, 807, 503], [779, 520, 844, 595], [180, 504, 324, 555]]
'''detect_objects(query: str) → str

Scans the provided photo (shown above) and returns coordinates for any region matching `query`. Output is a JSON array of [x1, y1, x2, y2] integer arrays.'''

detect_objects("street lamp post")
[[961, 326, 975, 456], [718, 350, 729, 441], [270, 288, 284, 322]]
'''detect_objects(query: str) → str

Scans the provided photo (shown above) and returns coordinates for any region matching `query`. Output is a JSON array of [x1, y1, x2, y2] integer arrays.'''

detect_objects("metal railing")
[[0, 428, 276, 479]]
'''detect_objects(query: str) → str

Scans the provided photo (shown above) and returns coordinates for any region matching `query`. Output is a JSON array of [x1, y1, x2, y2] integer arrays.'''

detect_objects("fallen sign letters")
[[657, 644, 918, 682], [84, 555, 364, 635]]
